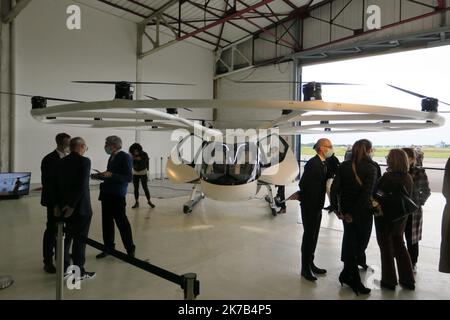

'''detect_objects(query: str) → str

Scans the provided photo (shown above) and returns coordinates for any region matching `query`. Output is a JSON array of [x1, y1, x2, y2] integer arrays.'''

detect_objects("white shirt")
[[56, 149, 67, 159]]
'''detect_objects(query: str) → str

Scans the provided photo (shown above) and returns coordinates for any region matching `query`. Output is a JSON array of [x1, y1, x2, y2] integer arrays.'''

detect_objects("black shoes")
[[380, 281, 396, 291], [301, 268, 318, 282], [339, 273, 371, 296], [400, 282, 415, 291], [96, 252, 109, 259], [277, 208, 287, 214], [44, 263, 57, 274], [311, 264, 327, 275], [79, 271, 96, 281], [134, 200, 155, 208]]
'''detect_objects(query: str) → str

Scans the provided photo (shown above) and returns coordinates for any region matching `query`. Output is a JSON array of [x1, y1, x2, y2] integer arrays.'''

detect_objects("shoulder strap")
[[352, 162, 363, 186]]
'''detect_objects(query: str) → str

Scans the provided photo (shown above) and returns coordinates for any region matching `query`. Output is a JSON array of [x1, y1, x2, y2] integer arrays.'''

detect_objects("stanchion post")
[[183, 273, 198, 300], [56, 220, 65, 300], [160, 157, 163, 180]]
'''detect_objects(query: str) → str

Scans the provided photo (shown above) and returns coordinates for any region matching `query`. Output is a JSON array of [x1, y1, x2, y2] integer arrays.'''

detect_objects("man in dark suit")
[[40, 133, 70, 273], [289, 138, 334, 281], [55, 137, 95, 280], [93, 136, 135, 259]]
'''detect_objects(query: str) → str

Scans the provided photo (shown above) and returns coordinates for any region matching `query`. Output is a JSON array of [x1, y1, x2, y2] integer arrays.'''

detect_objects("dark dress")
[[440, 158, 450, 273]]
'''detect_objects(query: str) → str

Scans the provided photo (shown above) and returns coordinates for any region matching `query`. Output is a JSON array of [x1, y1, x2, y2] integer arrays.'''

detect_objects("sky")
[[302, 45, 450, 146]]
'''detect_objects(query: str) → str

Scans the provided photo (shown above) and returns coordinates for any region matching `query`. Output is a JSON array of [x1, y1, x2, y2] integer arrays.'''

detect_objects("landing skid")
[[183, 185, 205, 214], [262, 184, 278, 217]]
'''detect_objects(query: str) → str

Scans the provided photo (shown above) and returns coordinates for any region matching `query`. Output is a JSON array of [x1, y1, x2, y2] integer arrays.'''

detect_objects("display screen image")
[[0, 173, 31, 197]]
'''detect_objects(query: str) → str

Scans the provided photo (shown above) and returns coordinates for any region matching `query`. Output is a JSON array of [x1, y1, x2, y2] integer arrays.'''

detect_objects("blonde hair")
[[386, 149, 409, 173]]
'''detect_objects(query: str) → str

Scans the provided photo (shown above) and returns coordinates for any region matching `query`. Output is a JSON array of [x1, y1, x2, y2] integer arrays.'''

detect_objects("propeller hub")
[[115, 82, 134, 100], [422, 98, 438, 112], [166, 108, 178, 115], [31, 96, 47, 109], [303, 82, 322, 101]]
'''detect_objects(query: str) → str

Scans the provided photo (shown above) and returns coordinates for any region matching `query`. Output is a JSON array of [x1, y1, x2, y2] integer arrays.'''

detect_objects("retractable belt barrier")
[[56, 219, 200, 300], [299, 160, 445, 171]]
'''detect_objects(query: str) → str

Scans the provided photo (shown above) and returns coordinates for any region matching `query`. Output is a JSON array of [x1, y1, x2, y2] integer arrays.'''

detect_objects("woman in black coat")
[[439, 157, 450, 273], [331, 139, 379, 295], [375, 149, 415, 290]]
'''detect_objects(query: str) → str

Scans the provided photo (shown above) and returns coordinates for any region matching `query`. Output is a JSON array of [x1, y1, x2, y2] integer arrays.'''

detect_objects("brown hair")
[[401, 147, 416, 160], [351, 139, 372, 165], [386, 149, 409, 173]]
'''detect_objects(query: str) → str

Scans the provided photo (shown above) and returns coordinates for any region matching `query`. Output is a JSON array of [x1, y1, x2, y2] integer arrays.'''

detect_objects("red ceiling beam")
[[177, 0, 275, 41]]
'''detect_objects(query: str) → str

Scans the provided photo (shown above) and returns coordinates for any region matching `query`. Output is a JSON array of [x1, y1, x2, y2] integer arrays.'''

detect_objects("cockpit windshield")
[[200, 141, 259, 186], [174, 133, 289, 186]]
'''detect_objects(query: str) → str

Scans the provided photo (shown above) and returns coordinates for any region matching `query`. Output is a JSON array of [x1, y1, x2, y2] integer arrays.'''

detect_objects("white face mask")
[[325, 149, 334, 159]]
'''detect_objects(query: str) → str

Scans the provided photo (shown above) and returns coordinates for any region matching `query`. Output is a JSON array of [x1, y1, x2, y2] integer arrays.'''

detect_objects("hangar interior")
[[0, 0, 450, 299]]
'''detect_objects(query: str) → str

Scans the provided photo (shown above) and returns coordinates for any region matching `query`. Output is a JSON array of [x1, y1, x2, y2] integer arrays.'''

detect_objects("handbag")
[[374, 185, 418, 222]]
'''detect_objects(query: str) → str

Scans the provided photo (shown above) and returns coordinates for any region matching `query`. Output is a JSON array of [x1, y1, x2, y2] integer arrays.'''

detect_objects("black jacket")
[[132, 151, 149, 172], [331, 160, 379, 219], [41, 150, 61, 207], [377, 171, 413, 199], [299, 155, 328, 211], [444, 158, 450, 200], [56, 152, 92, 216]]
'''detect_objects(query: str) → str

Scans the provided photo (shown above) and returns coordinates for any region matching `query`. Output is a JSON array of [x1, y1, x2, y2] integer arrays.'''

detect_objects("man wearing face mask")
[[40, 132, 71, 274], [93, 136, 135, 259], [288, 138, 334, 281]]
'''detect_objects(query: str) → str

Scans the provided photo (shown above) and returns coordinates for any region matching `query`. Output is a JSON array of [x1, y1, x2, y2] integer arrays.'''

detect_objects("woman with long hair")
[[129, 143, 155, 209], [375, 149, 415, 290], [330, 139, 379, 295]]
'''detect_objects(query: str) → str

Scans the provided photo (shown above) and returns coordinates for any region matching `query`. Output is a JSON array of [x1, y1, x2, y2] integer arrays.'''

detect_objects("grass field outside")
[[301, 146, 450, 159]]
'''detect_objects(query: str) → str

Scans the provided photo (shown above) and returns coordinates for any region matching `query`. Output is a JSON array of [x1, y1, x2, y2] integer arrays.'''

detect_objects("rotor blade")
[[145, 95, 192, 112], [0, 91, 83, 103], [0, 91, 33, 98], [72, 81, 195, 86], [439, 101, 450, 107], [230, 80, 359, 85], [44, 97, 84, 103], [387, 84, 428, 99]]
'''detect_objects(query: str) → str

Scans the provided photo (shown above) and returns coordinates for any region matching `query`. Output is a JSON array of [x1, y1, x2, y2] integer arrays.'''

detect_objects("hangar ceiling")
[[74, 0, 325, 51], [71, 1, 450, 77]]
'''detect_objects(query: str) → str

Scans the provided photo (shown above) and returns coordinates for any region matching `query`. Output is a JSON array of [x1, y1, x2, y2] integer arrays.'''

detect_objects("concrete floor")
[[1, 184, 450, 300]]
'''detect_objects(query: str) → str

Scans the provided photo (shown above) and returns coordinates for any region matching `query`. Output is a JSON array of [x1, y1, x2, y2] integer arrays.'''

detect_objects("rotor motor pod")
[[303, 82, 322, 101], [31, 96, 47, 109], [114, 82, 134, 100], [422, 97, 438, 112]]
